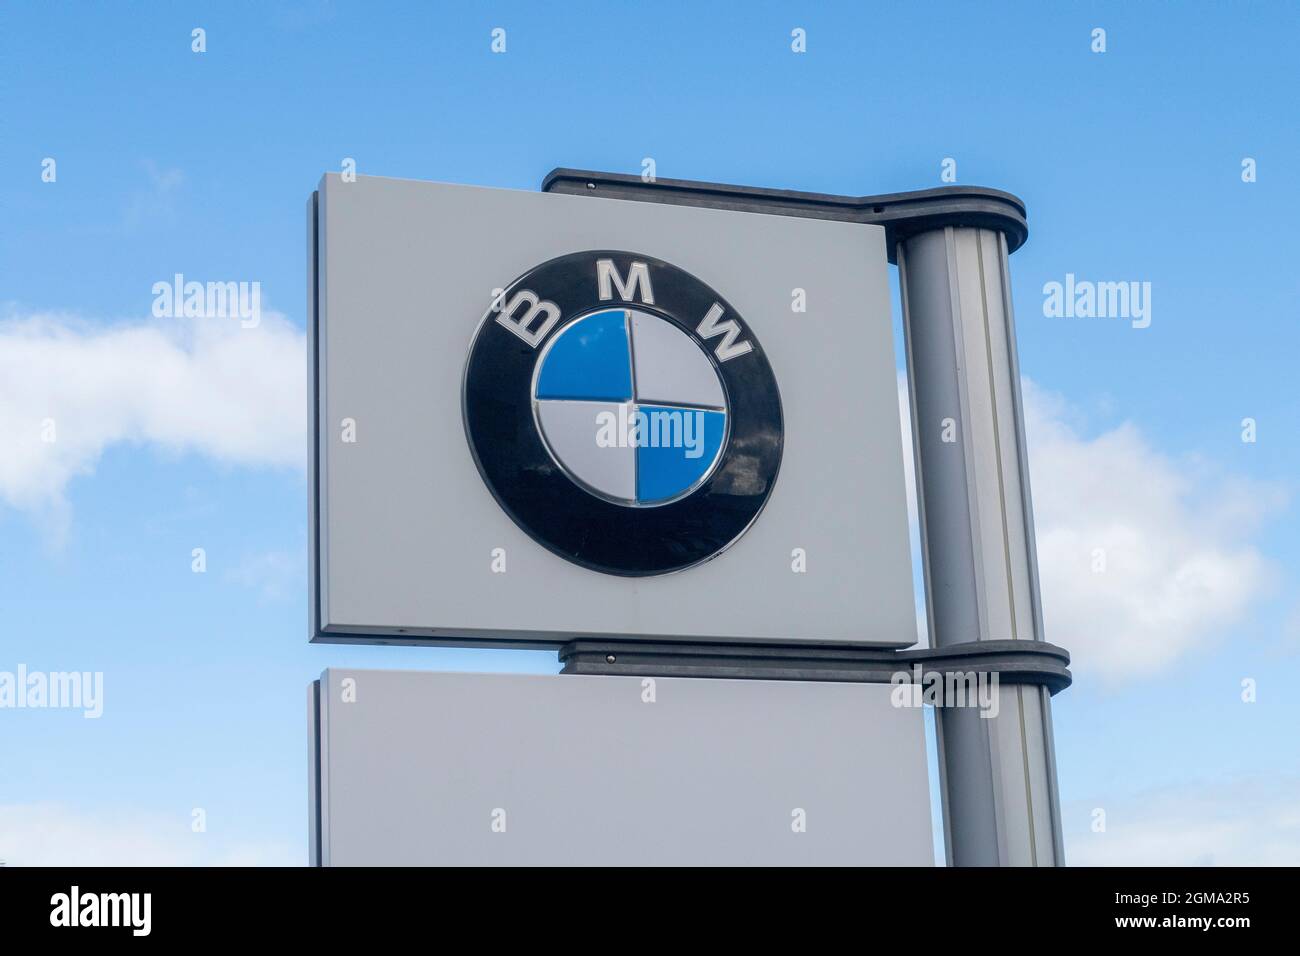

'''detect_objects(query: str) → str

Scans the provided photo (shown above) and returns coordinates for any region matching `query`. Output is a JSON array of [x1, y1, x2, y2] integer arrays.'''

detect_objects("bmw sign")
[[310, 174, 916, 647], [307, 170, 1061, 869], [464, 251, 783, 576]]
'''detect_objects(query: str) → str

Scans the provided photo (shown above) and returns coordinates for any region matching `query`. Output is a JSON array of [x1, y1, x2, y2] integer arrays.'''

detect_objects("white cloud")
[[1024, 380, 1282, 680], [0, 803, 299, 867], [0, 310, 306, 539], [897, 376, 1283, 680], [1064, 775, 1300, 866]]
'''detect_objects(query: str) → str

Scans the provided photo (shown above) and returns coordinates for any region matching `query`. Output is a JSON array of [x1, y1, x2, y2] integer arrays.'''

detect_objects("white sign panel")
[[310, 174, 915, 646], [310, 669, 934, 866]]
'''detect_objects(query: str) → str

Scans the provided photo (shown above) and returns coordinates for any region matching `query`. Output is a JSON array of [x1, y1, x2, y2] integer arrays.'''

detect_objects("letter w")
[[696, 303, 753, 362]]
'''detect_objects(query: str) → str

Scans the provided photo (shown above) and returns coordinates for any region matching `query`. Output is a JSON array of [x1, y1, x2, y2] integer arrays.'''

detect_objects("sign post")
[[307, 169, 1069, 866]]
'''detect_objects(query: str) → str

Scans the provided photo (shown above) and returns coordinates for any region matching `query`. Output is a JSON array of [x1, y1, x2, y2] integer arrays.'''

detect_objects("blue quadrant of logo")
[[534, 310, 632, 401], [636, 406, 727, 503]]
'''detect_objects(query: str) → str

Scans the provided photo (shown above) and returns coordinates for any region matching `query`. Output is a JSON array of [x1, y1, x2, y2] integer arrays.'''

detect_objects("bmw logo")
[[463, 251, 783, 576]]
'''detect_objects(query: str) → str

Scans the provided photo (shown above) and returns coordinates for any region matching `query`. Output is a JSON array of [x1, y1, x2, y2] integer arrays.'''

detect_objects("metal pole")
[[897, 226, 1065, 866]]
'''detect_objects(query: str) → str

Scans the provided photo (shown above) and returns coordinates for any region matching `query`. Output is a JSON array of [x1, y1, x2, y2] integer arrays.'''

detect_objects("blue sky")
[[2, 1, 1298, 864]]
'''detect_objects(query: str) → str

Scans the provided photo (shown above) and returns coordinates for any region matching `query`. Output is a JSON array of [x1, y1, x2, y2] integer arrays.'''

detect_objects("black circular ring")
[[463, 250, 783, 576]]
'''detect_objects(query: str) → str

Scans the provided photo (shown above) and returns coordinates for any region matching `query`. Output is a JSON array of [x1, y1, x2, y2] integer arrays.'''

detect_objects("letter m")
[[597, 259, 654, 304]]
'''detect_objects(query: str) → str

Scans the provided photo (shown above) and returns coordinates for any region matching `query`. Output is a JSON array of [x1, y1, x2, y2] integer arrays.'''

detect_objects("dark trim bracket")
[[559, 639, 1071, 695], [542, 168, 1028, 263]]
